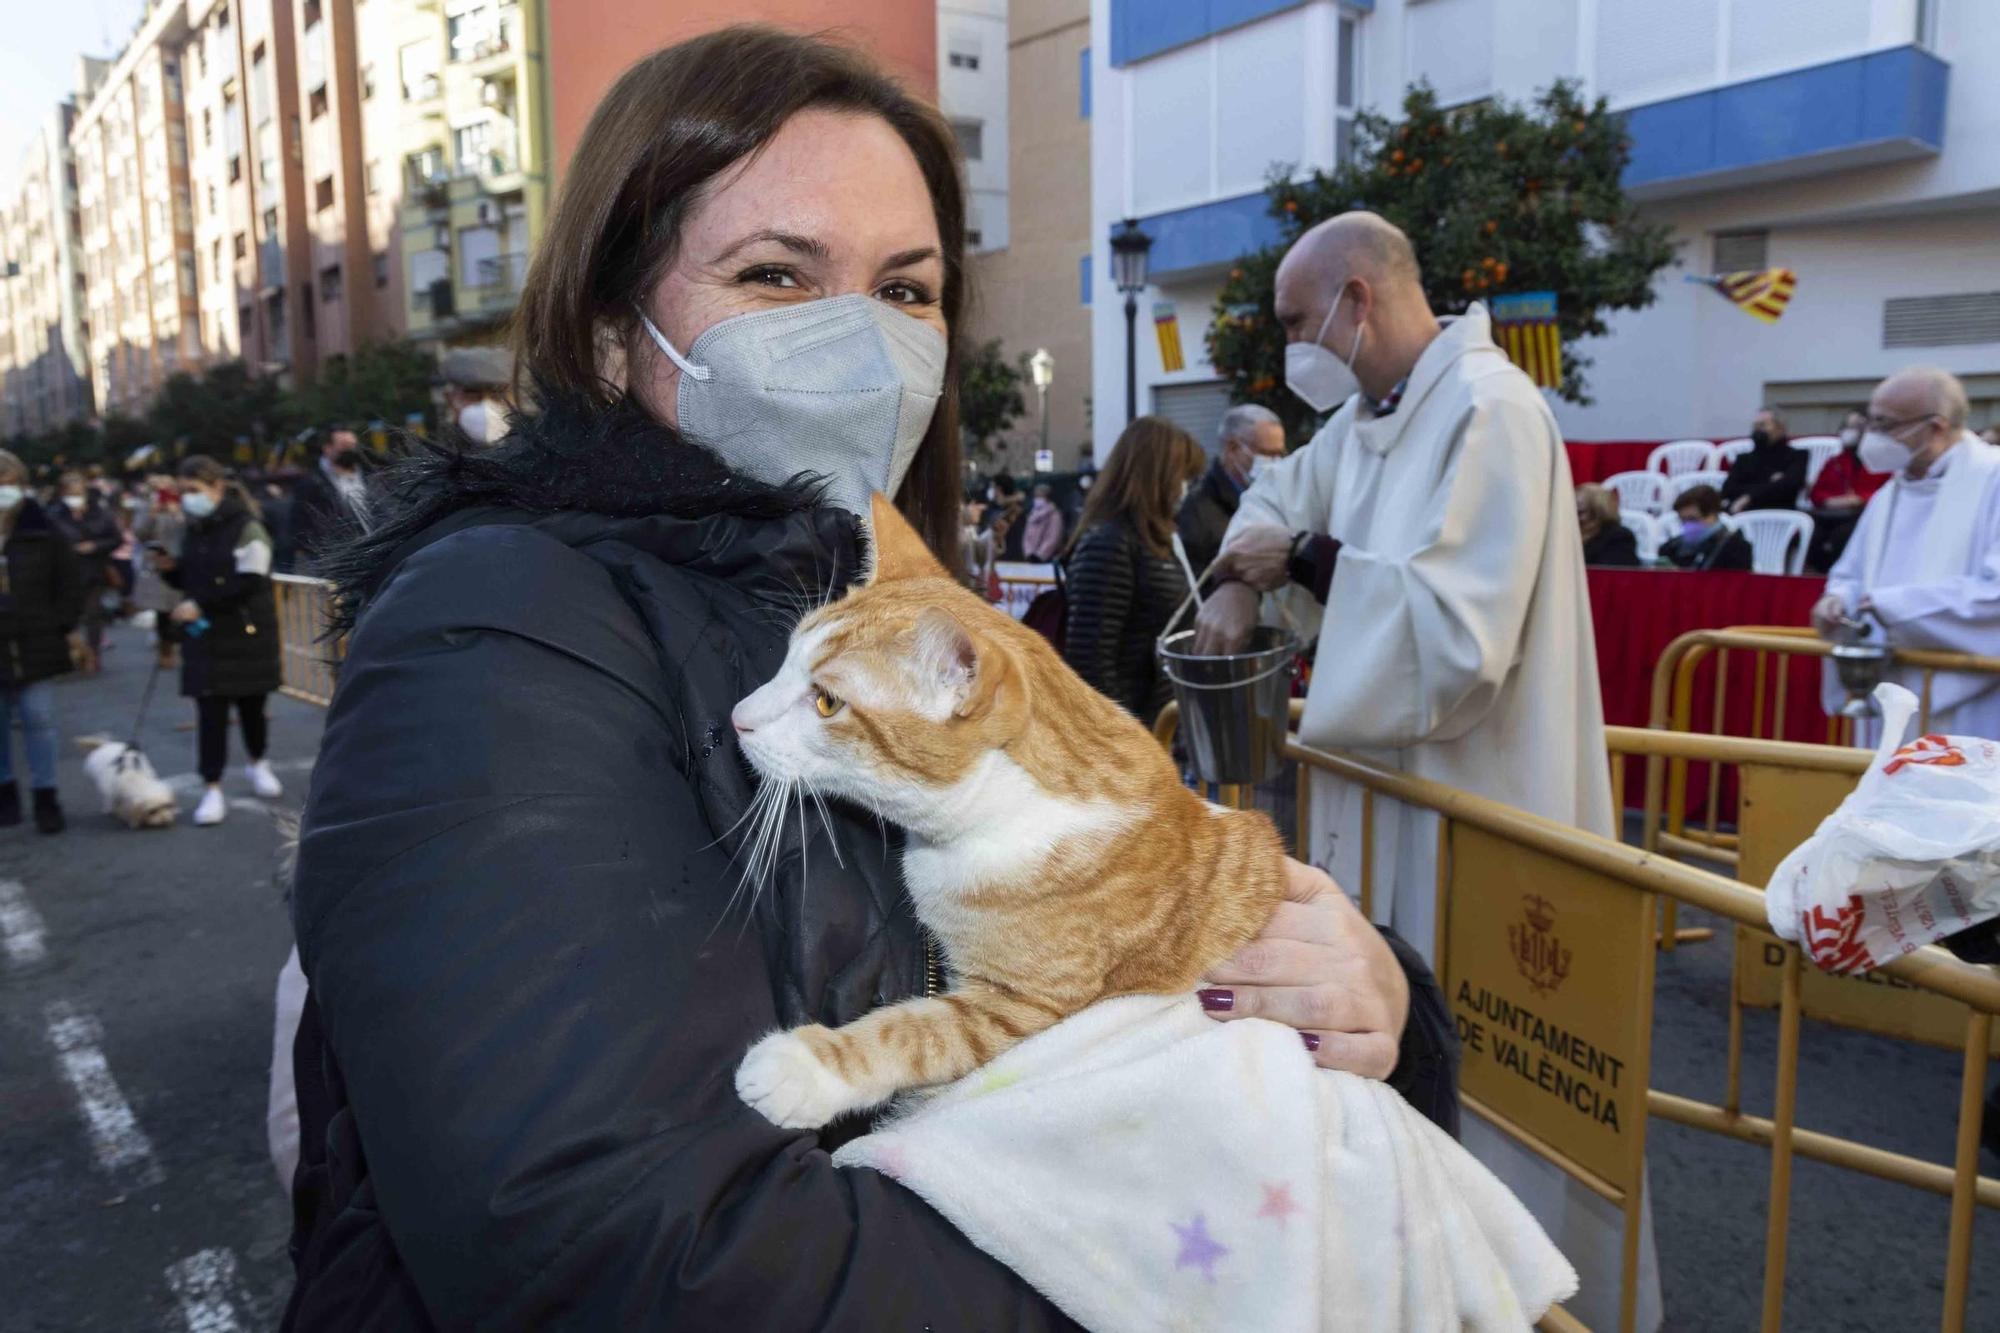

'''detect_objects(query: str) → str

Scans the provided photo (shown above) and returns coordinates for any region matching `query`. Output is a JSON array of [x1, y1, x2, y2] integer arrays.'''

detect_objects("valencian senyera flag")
[[1689, 268, 1796, 323], [1153, 301, 1185, 373], [1488, 290, 1562, 389]]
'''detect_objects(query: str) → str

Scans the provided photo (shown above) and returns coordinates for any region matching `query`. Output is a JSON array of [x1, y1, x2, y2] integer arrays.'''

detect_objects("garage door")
[[1149, 379, 1233, 455]]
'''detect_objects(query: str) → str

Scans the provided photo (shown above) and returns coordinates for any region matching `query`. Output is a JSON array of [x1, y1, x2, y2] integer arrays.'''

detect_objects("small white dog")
[[78, 738, 179, 829]]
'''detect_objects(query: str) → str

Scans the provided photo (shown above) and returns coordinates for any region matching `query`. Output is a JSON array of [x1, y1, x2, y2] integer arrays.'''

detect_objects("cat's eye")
[[812, 686, 844, 718]]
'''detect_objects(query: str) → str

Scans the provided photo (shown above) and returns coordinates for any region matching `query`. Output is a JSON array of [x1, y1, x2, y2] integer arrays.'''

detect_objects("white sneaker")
[[194, 786, 227, 826], [245, 760, 283, 799]]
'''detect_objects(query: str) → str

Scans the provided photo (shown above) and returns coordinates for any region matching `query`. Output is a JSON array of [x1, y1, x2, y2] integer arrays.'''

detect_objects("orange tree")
[[1206, 81, 1676, 440]]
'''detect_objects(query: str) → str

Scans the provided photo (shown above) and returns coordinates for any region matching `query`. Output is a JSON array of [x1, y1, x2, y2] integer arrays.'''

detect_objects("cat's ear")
[[915, 607, 1021, 723], [868, 492, 951, 585]]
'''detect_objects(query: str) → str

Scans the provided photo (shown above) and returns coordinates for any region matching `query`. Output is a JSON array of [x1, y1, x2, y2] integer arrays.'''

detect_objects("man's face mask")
[[1859, 417, 1931, 475], [1285, 285, 1364, 414], [638, 293, 948, 520]]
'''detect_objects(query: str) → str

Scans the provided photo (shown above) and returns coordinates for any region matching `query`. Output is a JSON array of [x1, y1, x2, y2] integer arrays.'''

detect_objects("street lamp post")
[[1109, 219, 1153, 426], [1028, 347, 1054, 467]]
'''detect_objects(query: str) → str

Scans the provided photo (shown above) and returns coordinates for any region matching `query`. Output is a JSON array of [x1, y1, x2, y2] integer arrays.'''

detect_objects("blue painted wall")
[[1109, 0, 1367, 67], [1125, 191, 1284, 281], [1080, 254, 1093, 306], [1623, 45, 1948, 190], [1080, 45, 1091, 118]]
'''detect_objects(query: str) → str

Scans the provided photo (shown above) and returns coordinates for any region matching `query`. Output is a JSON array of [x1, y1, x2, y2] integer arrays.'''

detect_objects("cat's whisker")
[[803, 779, 845, 869]]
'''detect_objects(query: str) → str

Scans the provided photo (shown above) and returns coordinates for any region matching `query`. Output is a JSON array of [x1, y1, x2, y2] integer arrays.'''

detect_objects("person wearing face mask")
[[1719, 407, 1808, 514], [0, 451, 82, 833], [1193, 211, 1654, 1332], [1805, 409, 1890, 572], [287, 427, 371, 565], [1176, 403, 1286, 580], [280, 34, 1456, 1330], [1813, 367, 2000, 739], [980, 472, 1028, 561], [161, 457, 285, 826], [1020, 482, 1066, 562], [1060, 416, 1206, 720], [47, 470, 122, 675], [1657, 484, 1753, 571], [133, 475, 188, 668]]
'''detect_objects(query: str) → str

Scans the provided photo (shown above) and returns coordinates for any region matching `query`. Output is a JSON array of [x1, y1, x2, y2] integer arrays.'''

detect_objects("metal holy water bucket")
[[1158, 627, 1300, 785]]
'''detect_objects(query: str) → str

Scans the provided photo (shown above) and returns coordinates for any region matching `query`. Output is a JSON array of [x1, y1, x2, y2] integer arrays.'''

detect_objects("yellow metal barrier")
[[1156, 702, 2000, 1332], [272, 574, 340, 706]]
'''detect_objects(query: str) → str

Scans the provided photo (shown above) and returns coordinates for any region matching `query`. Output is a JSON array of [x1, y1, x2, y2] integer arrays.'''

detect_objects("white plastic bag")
[[1766, 683, 2000, 974]]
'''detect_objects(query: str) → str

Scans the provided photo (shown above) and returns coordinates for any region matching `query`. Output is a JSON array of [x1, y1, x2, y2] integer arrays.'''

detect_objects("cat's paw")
[[737, 1029, 864, 1129]]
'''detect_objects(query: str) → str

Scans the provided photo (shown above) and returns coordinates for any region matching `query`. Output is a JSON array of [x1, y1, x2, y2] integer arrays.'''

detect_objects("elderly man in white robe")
[[1814, 367, 2000, 739], [1194, 212, 1658, 1333]]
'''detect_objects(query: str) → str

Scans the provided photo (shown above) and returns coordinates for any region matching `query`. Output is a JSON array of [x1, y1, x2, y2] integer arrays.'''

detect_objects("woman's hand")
[[170, 599, 203, 625], [1200, 859, 1409, 1079]]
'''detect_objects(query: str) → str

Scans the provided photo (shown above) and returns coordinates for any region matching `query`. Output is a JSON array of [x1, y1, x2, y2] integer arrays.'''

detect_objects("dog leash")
[[124, 656, 167, 757]]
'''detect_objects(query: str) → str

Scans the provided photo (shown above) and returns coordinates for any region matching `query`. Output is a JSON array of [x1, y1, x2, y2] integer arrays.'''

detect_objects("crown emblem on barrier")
[[1509, 895, 1571, 995]]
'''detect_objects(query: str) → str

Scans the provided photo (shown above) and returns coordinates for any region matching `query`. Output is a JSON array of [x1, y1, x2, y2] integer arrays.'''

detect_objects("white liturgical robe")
[[1823, 435, 2000, 740], [1223, 304, 1658, 1332]]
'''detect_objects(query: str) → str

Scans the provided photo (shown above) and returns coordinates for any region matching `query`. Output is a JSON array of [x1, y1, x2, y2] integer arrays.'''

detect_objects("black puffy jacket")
[[48, 493, 121, 590], [167, 493, 281, 698], [0, 501, 84, 687], [1175, 458, 1241, 581], [285, 396, 1458, 1330], [1063, 517, 1190, 723]]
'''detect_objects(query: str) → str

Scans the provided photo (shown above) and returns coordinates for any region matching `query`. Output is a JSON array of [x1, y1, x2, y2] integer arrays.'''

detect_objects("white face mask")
[[1858, 428, 1915, 475], [637, 293, 948, 520], [0, 486, 22, 511], [1839, 426, 1862, 447], [1246, 455, 1277, 486], [62, 494, 86, 512], [456, 401, 490, 443], [1284, 287, 1364, 414], [181, 491, 217, 519]]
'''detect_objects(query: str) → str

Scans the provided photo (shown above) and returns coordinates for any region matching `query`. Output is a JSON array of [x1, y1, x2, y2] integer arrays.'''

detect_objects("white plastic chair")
[[1604, 470, 1669, 517], [1729, 510, 1813, 575], [1716, 438, 1755, 469], [1795, 435, 1843, 489], [1622, 511, 1666, 565], [1665, 470, 1728, 505], [1647, 439, 1718, 478]]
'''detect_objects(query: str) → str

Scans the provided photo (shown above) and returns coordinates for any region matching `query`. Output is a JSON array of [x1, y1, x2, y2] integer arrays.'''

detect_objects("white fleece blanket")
[[833, 994, 1575, 1332]]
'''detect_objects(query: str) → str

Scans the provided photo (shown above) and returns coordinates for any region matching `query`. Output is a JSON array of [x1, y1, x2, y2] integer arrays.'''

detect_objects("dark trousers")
[[198, 694, 269, 783]]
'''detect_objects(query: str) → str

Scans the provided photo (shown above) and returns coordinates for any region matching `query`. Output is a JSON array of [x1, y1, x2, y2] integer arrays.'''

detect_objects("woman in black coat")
[[1062, 416, 1207, 722], [48, 469, 121, 674], [283, 30, 1457, 1331], [163, 456, 285, 827], [0, 450, 82, 832]]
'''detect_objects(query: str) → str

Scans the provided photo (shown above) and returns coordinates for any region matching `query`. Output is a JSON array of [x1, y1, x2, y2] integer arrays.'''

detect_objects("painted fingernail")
[[1300, 1032, 1321, 1052], [1198, 988, 1234, 1012]]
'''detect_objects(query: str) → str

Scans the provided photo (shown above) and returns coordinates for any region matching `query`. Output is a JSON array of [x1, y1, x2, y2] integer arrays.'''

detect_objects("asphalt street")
[[1, 624, 1995, 1330], [2, 623, 315, 1332]]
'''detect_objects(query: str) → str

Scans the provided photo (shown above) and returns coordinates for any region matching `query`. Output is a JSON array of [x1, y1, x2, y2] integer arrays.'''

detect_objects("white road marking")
[[164, 1248, 248, 1333], [0, 878, 47, 966], [44, 1000, 164, 1188]]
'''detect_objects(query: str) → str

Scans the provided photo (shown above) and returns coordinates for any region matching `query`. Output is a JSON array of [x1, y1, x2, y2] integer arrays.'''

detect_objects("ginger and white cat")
[[732, 493, 1288, 1129]]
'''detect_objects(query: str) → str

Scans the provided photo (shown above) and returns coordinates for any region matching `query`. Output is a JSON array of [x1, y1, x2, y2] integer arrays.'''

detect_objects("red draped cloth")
[[1565, 441, 1666, 484], [1586, 568, 1830, 812]]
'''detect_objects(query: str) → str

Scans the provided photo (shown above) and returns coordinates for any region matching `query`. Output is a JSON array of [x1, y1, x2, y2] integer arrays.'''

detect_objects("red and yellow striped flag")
[[1695, 268, 1796, 323], [1153, 301, 1185, 373], [1488, 290, 1562, 389]]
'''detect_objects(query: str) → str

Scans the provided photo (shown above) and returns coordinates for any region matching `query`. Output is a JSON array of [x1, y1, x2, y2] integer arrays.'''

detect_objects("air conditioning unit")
[[475, 200, 492, 224], [434, 223, 450, 248]]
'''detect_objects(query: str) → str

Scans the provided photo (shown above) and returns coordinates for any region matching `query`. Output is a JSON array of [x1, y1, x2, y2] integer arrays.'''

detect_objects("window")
[[459, 224, 499, 286], [321, 263, 342, 302], [364, 159, 380, 195], [454, 121, 491, 174], [315, 176, 335, 211], [207, 183, 217, 215], [373, 251, 389, 289], [303, 0, 322, 25], [233, 232, 247, 260], [1335, 17, 1358, 166], [257, 122, 277, 184], [202, 108, 213, 146], [406, 146, 445, 188], [951, 119, 983, 162], [229, 155, 242, 183], [211, 239, 222, 284], [361, 62, 376, 99], [966, 228, 983, 247], [250, 43, 270, 124], [309, 87, 328, 120], [949, 51, 979, 70], [400, 41, 440, 101], [1713, 230, 1769, 273], [261, 207, 277, 241]]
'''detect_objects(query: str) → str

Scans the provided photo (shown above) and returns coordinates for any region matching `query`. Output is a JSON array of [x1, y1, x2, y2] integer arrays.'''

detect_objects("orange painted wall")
[[545, 1, 938, 185]]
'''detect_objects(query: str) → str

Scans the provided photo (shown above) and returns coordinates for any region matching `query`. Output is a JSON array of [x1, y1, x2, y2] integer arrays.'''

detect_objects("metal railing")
[[272, 575, 339, 706], [1155, 701, 2000, 1332]]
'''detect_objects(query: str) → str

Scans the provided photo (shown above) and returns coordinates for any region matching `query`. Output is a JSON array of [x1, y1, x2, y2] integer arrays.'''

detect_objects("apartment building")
[[364, 0, 549, 347], [72, 2, 205, 417], [0, 103, 94, 436], [938, 0, 1010, 256], [1086, 0, 1998, 459], [959, 0, 1093, 468], [291, 0, 388, 360]]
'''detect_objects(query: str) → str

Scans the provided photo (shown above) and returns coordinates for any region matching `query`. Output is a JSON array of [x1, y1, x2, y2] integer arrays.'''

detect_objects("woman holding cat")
[[1062, 416, 1206, 720], [285, 28, 1456, 1329]]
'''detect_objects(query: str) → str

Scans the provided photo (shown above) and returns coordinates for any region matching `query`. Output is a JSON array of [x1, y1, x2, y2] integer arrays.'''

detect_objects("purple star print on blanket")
[[1170, 1214, 1228, 1283]]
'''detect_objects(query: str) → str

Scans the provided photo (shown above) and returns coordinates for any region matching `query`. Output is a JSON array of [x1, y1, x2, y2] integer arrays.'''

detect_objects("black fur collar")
[[317, 385, 839, 628]]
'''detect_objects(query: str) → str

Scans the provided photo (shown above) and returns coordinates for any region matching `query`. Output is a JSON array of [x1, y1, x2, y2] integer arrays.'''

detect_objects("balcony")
[[258, 238, 283, 292], [1621, 45, 1949, 199], [468, 251, 528, 308], [457, 147, 522, 193], [403, 73, 443, 103]]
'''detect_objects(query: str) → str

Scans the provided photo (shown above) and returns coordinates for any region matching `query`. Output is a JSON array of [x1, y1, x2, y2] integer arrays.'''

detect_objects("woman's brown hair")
[[514, 25, 969, 561], [179, 456, 262, 522], [1066, 417, 1206, 559]]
